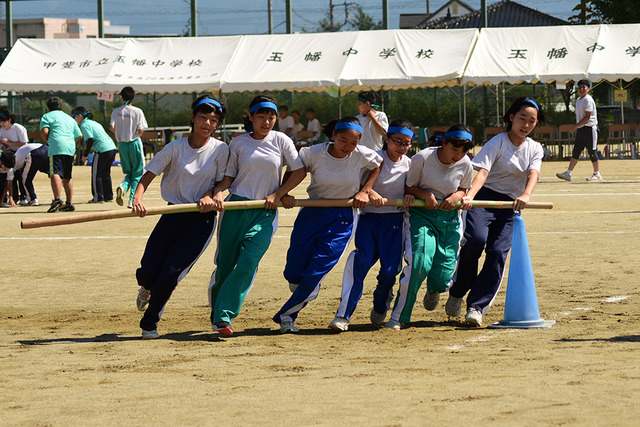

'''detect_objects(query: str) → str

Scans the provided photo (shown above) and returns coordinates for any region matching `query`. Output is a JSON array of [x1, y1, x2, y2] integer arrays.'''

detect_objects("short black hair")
[[577, 79, 591, 88], [46, 97, 63, 111], [0, 150, 16, 169], [323, 116, 360, 140], [191, 95, 226, 121], [71, 106, 93, 120], [243, 95, 278, 132], [120, 86, 136, 101], [357, 91, 376, 105], [278, 105, 289, 112], [503, 97, 547, 132], [443, 124, 474, 151]]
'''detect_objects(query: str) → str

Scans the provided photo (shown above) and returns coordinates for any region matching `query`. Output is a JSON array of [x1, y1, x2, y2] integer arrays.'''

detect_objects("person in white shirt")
[[306, 108, 321, 144], [556, 79, 602, 182], [110, 86, 148, 208], [277, 105, 295, 139], [291, 111, 305, 139], [131, 95, 229, 340], [356, 91, 389, 151], [447, 97, 547, 327], [0, 107, 29, 204]]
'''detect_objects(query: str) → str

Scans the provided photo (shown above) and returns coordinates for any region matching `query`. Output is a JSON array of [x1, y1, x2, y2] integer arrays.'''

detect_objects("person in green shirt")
[[39, 97, 82, 213]]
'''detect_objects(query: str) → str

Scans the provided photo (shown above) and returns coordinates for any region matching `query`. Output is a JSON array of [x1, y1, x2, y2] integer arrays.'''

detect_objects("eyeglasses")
[[389, 136, 411, 147]]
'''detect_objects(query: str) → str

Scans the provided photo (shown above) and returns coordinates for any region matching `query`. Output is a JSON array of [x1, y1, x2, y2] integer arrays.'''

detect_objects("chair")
[[140, 130, 163, 159], [27, 131, 41, 143], [532, 125, 558, 160], [555, 125, 575, 160], [606, 123, 637, 159]]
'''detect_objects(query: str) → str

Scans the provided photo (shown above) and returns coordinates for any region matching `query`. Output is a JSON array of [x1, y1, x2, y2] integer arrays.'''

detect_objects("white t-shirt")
[[227, 131, 303, 200], [576, 94, 598, 128], [472, 133, 544, 200], [278, 115, 295, 137], [14, 143, 43, 170], [0, 123, 28, 151], [406, 146, 473, 201], [292, 122, 304, 137], [307, 118, 321, 142], [299, 142, 382, 200], [110, 104, 148, 142], [145, 136, 229, 205], [357, 111, 389, 151], [362, 150, 411, 214]]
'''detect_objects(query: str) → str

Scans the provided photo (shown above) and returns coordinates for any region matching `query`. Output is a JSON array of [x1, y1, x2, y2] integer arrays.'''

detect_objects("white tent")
[[587, 24, 640, 83], [463, 25, 601, 86]]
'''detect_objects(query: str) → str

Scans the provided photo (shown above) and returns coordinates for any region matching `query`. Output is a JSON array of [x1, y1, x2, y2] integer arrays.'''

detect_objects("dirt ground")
[[1, 159, 639, 426]]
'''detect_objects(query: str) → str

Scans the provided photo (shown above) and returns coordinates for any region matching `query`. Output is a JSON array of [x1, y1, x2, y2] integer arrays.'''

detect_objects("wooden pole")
[[20, 199, 553, 230]]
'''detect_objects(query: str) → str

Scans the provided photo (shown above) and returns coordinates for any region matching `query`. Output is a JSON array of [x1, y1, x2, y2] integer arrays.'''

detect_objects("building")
[[0, 18, 130, 48], [400, 1, 475, 29], [402, 0, 566, 29]]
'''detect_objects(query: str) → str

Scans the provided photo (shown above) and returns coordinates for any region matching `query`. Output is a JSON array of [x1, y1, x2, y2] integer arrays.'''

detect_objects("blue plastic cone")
[[489, 215, 554, 329]]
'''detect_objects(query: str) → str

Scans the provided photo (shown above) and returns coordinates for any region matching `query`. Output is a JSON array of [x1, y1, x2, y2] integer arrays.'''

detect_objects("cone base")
[[488, 318, 555, 329]]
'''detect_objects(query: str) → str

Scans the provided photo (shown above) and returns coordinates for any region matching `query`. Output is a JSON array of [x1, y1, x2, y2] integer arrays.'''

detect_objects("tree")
[[591, 0, 640, 24], [348, 5, 383, 31], [568, 0, 600, 25], [303, 3, 382, 32]]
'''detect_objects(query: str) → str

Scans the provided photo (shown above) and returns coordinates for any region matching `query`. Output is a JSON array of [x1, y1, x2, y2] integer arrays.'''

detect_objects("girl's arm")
[[265, 167, 306, 210], [131, 171, 156, 217], [461, 168, 488, 210], [201, 175, 234, 212], [514, 169, 539, 210], [353, 166, 380, 208], [405, 185, 438, 210]]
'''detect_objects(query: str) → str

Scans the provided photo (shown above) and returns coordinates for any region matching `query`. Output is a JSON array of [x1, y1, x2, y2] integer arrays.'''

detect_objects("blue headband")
[[444, 131, 473, 141], [357, 96, 380, 110], [250, 101, 278, 114], [71, 109, 90, 118], [195, 98, 222, 110], [335, 122, 363, 133], [387, 126, 414, 138], [523, 98, 539, 111]]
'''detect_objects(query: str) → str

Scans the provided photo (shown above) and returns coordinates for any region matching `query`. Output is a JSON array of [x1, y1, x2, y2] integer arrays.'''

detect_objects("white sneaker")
[[465, 308, 483, 327], [280, 320, 299, 334], [19, 199, 28, 206], [586, 173, 602, 182], [445, 295, 464, 317], [142, 329, 160, 339], [328, 316, 349, 332], [116, 186, 126, 206], [27, 199, 39, 206], [136, 287, 151, 311], [423, 290, 440, 311], [289, 283, 298, 293], [370, 308, 387, 326], [384, 319, 406, 330], [556, 171, 572, 181], [127, 201, 133, 209]]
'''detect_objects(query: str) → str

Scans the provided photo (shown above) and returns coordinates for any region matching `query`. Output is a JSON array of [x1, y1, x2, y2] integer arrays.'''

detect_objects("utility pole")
[[480, 0, 487, 28], [97, 0, 104, 38], [285, 0, 292, 34], [5, 0, 13, 48], [267, 0, 273, 34], [330, 0, 334, 29], [426, 0, 430, 13], [382, 0, 389, 29], [191, 0, 197, 36]]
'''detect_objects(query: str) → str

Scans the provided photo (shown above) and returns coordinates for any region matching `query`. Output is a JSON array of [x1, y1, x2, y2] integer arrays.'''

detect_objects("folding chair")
[[555, 124, 575, 161], [606, 123, 636, 159], [532, 125, 558, 160]]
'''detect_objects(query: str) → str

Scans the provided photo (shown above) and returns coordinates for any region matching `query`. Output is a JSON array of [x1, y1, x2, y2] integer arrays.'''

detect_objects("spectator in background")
[[356, 91, 389, 151], [306, 108, 321, 144], [278, 105, 295, 139], [291, 110, 305, 139], [40, 97, 82, 213], [0, 107, 29, 205], [13, 142, 49, 206]]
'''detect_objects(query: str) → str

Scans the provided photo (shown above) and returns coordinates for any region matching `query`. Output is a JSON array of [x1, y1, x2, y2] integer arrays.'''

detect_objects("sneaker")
[[465, 308, 483, 327], [384, 319, 407, 330], [19, 199, 28, 206], [213, 321, 233, 336], [289, 283, 298, 293], [280, 320, 299, 334], [27, 199, 39, 206], [116, 186, 126, 206], [445, 295, 464, 317], [556, 171, 572, 181], [59, 202, 75, 212], [328, 316, 349, 332], [136, 287, 150, 311], [47, 199, 63, 213], [142, 329, 160, 340], [586, 173, 602, 182], [87, 198, 99, 204], [423, 290, 441, 311], [370, 308, 387, 326], [127, 201, 133, 209]]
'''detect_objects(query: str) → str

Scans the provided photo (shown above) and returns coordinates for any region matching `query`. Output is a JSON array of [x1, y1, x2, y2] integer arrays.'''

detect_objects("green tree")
[[591, 0, 640, 23], [569, 0, 600, 24]]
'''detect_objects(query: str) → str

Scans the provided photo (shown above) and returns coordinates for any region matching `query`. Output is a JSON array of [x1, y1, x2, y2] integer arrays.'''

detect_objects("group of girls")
[[131, 93, 546, 339]]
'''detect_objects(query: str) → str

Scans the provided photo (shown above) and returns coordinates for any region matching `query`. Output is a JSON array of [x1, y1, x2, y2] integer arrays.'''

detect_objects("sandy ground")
[[1, 159, 639, 426]]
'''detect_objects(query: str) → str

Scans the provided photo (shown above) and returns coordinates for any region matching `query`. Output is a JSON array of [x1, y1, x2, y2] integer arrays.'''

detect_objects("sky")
[[2, 0, 581, 36]]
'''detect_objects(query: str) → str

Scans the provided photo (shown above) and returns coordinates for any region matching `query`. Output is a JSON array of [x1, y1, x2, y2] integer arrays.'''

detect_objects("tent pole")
[[620, 79, 625, 124]]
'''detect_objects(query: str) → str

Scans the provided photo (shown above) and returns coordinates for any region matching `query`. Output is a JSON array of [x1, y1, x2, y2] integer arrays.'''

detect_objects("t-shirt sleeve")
[[39, 114, 51, 130], [145, 140, 173, 176], [80, 123, 93, 141], [405, 153, 424, 188], [138, 112, 148, 131], [472, 135, 501, 172], [225, 141, 239, 178], [460, 161, 473, 189], [73, 123, 82, 139], [298, 146, 312, 172], [360, 146, 383, 170], [215, 144, 230, 183], [585, 97, 596, 113], [282, 135, 304, 170], [377, 112, 389, 131], [528, 143, 544, 173], [16, 125, 28, 143]]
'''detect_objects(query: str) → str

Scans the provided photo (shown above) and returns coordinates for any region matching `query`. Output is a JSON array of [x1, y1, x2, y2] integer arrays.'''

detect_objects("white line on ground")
[[601, 296, 628, 303]]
